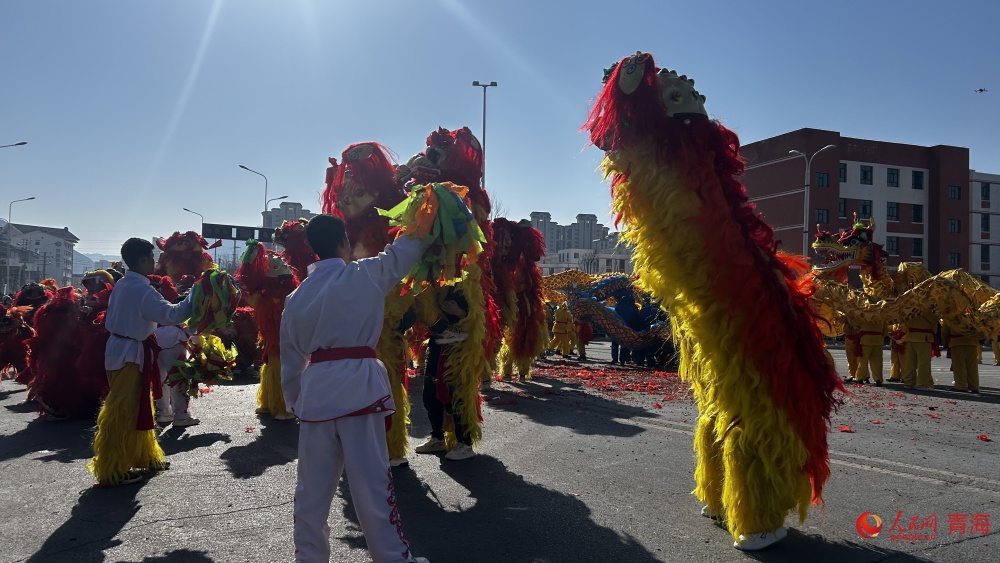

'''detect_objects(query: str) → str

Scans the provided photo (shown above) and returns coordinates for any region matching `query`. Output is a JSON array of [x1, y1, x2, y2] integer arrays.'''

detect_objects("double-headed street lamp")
[[789, 144, 837, 256], [238, 164, 268, 224], [1, 141, 27, 149], [266, 195, 288, 210], [471, 80, 498, 190], [5, 196, 36, 296]]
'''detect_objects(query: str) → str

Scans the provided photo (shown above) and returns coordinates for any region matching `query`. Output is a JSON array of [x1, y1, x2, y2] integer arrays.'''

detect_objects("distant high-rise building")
[[263, 201, 317, 230]]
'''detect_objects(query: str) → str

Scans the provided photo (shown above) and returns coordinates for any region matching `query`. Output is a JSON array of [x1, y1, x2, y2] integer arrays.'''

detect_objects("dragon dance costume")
[[585, 52, 842, 549]]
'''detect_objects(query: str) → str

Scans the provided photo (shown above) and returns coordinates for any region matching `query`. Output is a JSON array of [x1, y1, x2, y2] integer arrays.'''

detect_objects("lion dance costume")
[[398, 126, 502, 449], [585, 52, 842, 549], [154, 231, 218, 284], [321, 141, 417, 461], [491, 218, 548, 379], [236, 241, 299, 419]]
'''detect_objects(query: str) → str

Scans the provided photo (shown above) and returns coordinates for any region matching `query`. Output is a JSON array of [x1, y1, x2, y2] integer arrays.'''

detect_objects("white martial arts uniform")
[[280, 235, 423, 563], [153, 325, 193, 422]]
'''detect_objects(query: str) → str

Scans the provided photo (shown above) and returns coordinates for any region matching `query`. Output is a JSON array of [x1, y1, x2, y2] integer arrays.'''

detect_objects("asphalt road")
[[1, 342, 997, 563]]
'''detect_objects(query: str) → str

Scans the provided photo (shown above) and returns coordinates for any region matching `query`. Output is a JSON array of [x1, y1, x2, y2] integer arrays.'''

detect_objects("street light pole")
[[182, 207, 204, 234], [239, 164, 268, 226], [1, 141, 27, 149], [789, 144, 836, 256], [265, 195, 288, 210], [471, 80, 497, 190], [5, 196, 36, 296]]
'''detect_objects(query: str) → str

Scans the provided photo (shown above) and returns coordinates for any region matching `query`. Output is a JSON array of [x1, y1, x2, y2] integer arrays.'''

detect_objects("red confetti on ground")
[[891, 392, 906, 398], [944, 400, 958, 405], [927, 414, 941, 419], [199, 388, 214, 395], [529, 364, 689, 397], [245, 426, 254, 433], [977, 434, 992, 442], [871, 420, 884, 424], [653, 403, 662, 409], [836, 425, 855, 433]]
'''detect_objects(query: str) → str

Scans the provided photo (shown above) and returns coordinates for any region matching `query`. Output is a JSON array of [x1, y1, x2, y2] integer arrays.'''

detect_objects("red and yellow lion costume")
[[154, 231, 217, 284], [585, 52, 842, 547]]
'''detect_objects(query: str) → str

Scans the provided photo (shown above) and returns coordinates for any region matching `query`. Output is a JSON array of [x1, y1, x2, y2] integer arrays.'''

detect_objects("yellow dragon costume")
[[585, 52, 843, 550]]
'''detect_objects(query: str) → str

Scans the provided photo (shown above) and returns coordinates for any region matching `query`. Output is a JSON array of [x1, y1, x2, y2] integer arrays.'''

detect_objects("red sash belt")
[[310, 346, 376, 363], [112, 332, 162, 430]]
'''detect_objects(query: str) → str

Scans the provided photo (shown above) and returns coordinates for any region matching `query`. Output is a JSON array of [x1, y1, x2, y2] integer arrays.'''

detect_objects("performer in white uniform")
[[154, 323, 198, 426], [280, 214, 429, 563]]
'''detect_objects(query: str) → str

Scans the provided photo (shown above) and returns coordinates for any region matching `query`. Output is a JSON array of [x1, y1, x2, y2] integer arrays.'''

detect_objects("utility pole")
[[41, 252, 48, 280]]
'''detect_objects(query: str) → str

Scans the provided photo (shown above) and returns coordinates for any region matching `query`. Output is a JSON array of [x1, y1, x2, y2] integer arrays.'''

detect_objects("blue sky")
[[2, 0, 999, 255]]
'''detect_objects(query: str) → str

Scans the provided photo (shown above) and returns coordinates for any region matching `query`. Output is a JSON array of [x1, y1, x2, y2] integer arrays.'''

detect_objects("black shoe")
[[875, 380, 883, 387]]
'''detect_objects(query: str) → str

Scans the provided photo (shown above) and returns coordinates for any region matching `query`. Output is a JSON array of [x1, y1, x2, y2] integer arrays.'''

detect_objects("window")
[[55, 242, 62, 247], [838, 198, 847, 218], [887, 168, 900, 187], [982, 245, 990, 263], [948, 252, 961, 268], [839, 163, 847, 182], [912, 170, 924, 189], [816, 172, 829, 188], [984, 214, 991, 233], [887, 201, 899, 221], [886, 236, 899, 255], [912, 204, 924, 223], [859, 199, 872, 219], [949, 185, 961, 200], [983, 275, 991, 285], [860, 165, 873, 185], [948, 219, 961, 233], [573, 252, 579, 259], [983, 182, 992, 201], [912, 238, 923, 257], [816, 209, 829, 224]]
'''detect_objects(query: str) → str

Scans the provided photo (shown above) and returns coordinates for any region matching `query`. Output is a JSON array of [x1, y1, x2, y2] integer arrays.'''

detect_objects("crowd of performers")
[[7, 50, 953, 556]]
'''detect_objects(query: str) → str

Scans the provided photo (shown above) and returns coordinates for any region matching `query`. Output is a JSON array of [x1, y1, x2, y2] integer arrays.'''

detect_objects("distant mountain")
[[83, 253, 120, 262]]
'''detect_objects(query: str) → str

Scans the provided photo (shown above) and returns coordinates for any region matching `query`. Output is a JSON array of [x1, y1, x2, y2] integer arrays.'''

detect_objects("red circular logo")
[[856, 512, 883, 538]]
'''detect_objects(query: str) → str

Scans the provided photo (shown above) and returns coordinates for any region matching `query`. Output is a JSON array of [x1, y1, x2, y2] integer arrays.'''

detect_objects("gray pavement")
[[1, 341, 998, 562]]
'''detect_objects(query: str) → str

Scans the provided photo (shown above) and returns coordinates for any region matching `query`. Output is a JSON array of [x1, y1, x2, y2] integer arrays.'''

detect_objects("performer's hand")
[[441, 299, 466, 319]]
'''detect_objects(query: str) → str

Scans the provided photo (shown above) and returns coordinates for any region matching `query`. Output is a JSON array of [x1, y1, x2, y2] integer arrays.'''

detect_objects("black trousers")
[[422, 340, 471, 445]]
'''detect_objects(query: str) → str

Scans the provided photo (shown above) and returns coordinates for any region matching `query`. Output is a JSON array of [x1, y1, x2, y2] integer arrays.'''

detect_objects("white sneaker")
[[414, 437, 447, 454], [444, 443, 476, 461], [156, 416, 173, 425], [701, 505, 724, 521], [173, 417, 200, 427], [116, 471, 143, 486], [410, 557, 430, 563], [435, 327, 468, 345], [389, 457, 410, 467], [734, 527, 787, 550]]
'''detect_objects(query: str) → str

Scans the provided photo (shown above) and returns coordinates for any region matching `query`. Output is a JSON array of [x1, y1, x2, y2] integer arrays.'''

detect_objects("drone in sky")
[[975, 88, 988, 93]]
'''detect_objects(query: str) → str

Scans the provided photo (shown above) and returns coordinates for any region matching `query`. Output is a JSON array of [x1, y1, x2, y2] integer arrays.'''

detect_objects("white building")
[[262, 201, 317, 230], [970, 170, 1000, 288], [529, 212, 611, 254], [538, 242, 634, 276], [6, 223, 79, 289]]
